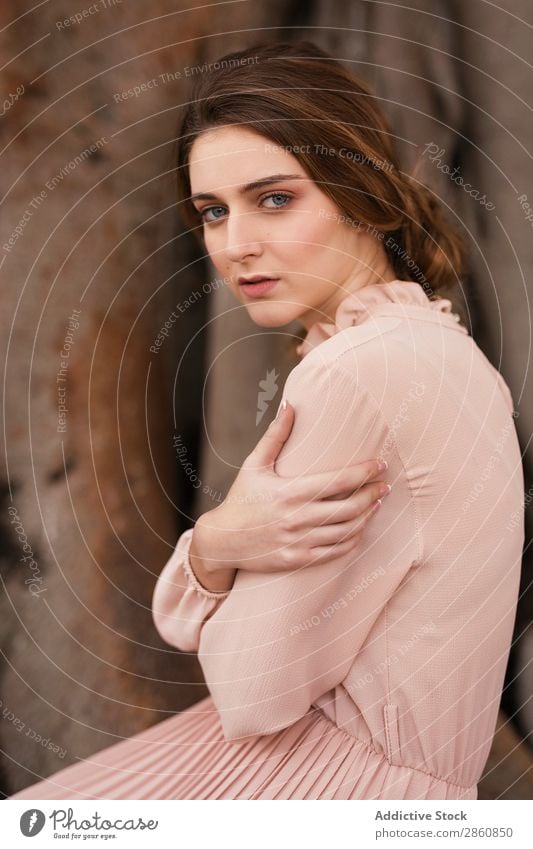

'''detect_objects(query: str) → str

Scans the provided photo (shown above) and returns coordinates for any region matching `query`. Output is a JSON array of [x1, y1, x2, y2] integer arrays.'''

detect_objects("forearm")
[[189, 515, 238, 594]]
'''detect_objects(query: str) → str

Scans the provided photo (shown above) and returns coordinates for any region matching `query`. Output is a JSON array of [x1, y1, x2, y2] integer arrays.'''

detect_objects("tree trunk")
[[0, 0, 285, 795]]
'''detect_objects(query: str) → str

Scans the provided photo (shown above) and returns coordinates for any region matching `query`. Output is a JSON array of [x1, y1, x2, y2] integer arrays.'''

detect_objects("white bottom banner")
[[2, 799, 531, 848]]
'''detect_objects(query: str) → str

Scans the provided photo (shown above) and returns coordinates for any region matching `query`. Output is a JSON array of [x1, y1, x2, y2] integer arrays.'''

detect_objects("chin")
[[244, 302, 298, 327]]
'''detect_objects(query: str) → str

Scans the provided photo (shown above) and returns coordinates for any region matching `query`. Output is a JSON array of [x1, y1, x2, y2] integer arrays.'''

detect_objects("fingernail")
[[372, 499, 382, 511], [377, 459, 388, 471], [379, 483, 392, 496]]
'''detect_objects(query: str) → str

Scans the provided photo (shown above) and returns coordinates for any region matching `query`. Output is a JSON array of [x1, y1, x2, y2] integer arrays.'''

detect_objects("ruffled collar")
[[296, 279, 466, 358]]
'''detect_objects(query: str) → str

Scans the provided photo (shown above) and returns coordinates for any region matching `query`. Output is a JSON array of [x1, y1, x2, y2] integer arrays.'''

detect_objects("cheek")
[[286, 217, 349, 293], [277, 212, 321, 263], [203, 230, 224, 267], [290, 215, 338, 268]]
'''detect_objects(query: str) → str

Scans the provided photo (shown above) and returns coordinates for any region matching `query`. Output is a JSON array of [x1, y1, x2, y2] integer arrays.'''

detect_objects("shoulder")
[[286, 315, 414, 398], [279, 322, 406, 469], [294, 313, 413, 366]]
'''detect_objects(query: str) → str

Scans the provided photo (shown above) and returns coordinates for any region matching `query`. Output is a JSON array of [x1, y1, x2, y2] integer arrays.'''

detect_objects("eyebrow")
[[190, 173, 304, 203]]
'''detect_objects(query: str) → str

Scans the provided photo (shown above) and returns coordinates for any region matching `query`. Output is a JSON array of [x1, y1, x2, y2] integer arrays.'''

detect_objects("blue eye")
[[200, 205, 225, 223], [198, 191, 292, 224], [264, 192, 291, 208]]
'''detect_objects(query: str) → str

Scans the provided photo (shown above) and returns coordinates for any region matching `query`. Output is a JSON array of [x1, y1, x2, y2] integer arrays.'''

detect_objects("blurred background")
[[0, 0, 531, 798]]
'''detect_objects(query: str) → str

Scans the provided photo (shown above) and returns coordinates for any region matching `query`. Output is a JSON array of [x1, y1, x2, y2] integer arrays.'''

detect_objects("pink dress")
[[10, 280, 524, 800]]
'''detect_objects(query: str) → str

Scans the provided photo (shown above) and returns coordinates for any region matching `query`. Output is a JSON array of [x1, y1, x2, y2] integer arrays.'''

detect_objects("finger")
[[300, 480, 389, 525], [296, 459, 387, 501], [247, 400, 294, 470], [274, 538, 357, 572], [304, 536, 361, 568], [303, 500, 380, 547], [271, 535, 358, 572]]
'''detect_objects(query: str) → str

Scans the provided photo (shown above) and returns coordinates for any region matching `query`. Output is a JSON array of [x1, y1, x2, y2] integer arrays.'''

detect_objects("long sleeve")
[[197, 346, 422, 742], [152, 526, 231, 653]]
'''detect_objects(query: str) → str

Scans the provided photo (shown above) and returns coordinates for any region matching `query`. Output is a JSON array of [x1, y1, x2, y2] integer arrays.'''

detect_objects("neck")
[[299, 240, 397, 331]]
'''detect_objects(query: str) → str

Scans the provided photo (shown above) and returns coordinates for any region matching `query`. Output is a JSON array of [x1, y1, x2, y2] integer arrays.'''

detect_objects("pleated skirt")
[[9, 695, 477, 800]]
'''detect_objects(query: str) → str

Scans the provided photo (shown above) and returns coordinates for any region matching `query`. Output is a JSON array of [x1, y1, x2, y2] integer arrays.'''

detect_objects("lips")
[[239, 278, 279, 298], [238, 275, 279, 285]]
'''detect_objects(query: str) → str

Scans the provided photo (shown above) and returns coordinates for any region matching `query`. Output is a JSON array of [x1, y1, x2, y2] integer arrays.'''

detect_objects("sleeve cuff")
[[181, 533, 232, 600]]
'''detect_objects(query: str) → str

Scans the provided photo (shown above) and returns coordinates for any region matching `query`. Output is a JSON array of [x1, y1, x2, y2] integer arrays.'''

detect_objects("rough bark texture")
[[0, 0, 286, 796]]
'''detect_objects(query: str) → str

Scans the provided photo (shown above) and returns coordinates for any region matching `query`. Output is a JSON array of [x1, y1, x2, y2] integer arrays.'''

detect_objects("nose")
[[223, 209, 263, 264]]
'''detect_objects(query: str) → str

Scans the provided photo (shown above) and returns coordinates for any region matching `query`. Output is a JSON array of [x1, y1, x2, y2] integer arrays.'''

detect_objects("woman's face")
[[188, 126, 393, 331]]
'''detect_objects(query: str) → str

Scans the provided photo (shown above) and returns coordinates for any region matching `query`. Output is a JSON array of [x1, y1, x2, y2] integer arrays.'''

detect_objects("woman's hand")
[[190, 400, 390, 580]]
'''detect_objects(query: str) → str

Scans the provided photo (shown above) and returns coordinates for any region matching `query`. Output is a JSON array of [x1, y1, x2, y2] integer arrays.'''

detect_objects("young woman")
[[10, 41, 524, 801]]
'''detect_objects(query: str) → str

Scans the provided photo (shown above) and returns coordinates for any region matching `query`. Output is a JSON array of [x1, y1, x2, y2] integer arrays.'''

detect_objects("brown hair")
[[175, 40, 465, 297]]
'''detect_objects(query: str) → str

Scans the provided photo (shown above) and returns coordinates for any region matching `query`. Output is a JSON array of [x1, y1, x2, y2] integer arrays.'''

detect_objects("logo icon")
[[256, 368, 279, 425], [20, 809, 46, 836]]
